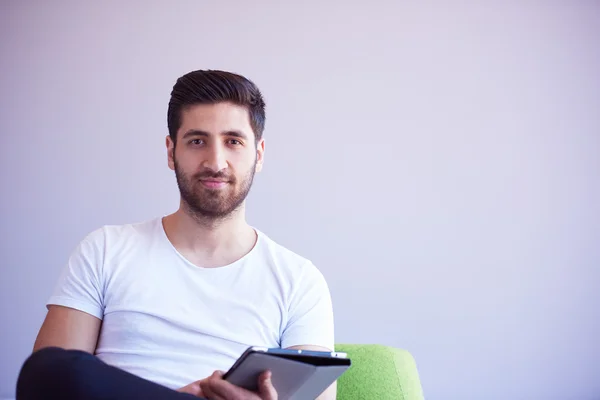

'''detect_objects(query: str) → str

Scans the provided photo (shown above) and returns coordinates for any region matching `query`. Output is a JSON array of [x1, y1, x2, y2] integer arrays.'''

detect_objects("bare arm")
[[33, 305, 102, 354], [286, 345, 337, 400]]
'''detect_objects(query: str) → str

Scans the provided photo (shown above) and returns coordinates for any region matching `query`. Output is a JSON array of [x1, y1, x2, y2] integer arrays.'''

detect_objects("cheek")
[[174, 150, 198, 168], [230, 152, 255, 169]]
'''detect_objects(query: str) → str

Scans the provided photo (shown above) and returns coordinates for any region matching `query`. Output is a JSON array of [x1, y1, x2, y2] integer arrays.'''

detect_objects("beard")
[[174, 156, 256, 221]]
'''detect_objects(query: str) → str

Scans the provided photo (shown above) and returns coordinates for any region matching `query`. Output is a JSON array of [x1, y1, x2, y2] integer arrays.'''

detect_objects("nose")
[[202, 143, 228, 172]]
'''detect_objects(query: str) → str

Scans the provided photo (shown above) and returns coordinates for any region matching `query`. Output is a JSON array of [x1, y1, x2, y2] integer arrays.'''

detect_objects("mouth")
[[199, 179, 229, 189]]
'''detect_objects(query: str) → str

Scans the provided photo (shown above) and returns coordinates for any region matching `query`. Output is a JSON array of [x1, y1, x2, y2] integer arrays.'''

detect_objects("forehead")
[[178, 102, 253, 136]]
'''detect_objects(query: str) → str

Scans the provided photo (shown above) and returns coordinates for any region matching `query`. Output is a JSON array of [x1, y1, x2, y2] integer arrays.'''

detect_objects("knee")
[[17, 347, 92, 399], [20, 347, 78, 375], [20, 347, 61, 374]]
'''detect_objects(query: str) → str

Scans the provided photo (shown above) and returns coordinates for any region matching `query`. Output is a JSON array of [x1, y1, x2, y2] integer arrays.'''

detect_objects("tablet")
[[223, 347, 351, 400]]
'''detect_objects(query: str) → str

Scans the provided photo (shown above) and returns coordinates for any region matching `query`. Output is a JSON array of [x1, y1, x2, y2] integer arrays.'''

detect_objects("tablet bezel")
[[222, 346, 350, 380]]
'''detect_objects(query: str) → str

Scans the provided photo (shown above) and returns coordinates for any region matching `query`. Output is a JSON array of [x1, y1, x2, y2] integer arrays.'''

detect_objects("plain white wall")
[[1, 1, 599, 399]]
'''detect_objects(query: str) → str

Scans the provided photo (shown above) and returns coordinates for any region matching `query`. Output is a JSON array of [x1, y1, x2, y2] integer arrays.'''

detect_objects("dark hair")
[[167, 69, 266, 145]]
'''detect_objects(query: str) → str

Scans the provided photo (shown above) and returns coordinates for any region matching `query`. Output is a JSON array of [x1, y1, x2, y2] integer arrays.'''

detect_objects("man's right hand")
[[178, 370, 277, 400]]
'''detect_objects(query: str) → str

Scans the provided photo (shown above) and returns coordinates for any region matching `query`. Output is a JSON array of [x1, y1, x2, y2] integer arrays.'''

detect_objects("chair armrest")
[[335, 344, 425, 400]]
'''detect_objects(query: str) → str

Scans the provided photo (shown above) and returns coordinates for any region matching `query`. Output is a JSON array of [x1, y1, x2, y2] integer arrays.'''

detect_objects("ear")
[[166, 135, 175, 171], [255, 138, 265, 173]]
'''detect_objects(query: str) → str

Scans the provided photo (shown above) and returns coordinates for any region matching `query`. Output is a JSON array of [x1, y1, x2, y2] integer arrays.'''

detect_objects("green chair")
[[335, 344, 425, 400]]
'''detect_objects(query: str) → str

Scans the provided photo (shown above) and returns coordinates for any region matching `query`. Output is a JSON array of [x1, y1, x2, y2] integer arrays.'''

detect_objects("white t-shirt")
[[47, 217, 334, 390]]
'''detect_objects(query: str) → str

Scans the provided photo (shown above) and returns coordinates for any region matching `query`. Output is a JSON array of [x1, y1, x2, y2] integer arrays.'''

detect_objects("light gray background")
[[1, 2, 599, 399]]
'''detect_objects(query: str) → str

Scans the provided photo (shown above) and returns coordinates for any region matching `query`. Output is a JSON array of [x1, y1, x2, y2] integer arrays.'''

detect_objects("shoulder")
[[92, 217, 160, 240], [76, 217, 161, 253], [254, 229, 326, 283], [256, 230, 310, 266], [100, 217, 160, 238]]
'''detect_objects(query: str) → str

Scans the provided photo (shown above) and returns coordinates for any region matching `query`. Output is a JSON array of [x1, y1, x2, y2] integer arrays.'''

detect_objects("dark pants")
[[16, 347, 205, 400]]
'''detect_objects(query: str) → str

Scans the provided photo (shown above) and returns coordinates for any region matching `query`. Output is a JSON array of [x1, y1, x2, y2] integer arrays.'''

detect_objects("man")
[[17, 70, 336, 400]]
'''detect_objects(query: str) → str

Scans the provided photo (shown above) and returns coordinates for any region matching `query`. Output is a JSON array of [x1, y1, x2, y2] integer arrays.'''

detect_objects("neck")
[[162, 201, 256, 268]]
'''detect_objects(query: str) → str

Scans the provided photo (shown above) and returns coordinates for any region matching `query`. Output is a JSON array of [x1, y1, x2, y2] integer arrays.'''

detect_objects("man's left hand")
[[178, 370, 278, 400]]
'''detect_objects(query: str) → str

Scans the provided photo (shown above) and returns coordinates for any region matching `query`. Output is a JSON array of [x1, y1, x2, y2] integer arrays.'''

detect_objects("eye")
[[189, 139, 204, 146], [228, 139, 243, 146]]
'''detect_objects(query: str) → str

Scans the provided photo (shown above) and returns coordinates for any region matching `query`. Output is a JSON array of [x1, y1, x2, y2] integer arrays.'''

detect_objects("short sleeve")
[[47, 229, 106, 320], [281, 262, 335, 350]]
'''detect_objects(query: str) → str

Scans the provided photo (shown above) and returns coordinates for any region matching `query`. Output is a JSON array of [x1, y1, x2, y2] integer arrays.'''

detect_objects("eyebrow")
[[181, 129, 249, 140]]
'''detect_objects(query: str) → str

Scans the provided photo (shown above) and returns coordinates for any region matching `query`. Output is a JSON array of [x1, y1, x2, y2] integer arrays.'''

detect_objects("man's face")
[[167, 102, 264, 220]]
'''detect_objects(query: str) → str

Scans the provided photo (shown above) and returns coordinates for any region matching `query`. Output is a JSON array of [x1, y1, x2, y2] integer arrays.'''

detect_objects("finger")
[[177, 381, 204, 397], [258, 370, 278, 400], [200, 378, 226, 400], [208, 377, 258, 399], [195, 386, 206, 398]]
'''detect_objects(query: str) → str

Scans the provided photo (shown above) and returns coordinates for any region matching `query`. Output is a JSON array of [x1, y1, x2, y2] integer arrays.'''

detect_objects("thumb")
[[258, 370, 278, 400], [177, 381, 204, 397], [212, 370, 225, 378]]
